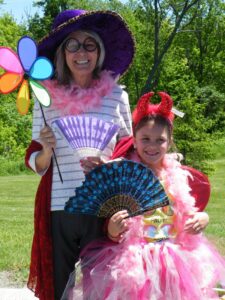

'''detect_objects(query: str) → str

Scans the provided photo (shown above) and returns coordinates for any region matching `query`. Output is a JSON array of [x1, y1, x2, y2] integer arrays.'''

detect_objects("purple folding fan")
[[52, 115, 120, 158]]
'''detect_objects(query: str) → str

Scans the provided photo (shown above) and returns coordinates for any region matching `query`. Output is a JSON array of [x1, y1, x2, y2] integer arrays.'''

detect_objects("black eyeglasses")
[[64, 37, 99, 53]]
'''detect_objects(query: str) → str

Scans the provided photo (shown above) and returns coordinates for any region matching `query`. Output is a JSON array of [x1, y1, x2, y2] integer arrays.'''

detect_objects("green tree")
[[196, 86, 225, 134], [172, 0, 225, 92], [139, 0, 200, 94], [0, 15, 32, 167], [0, 14, 26, 47]]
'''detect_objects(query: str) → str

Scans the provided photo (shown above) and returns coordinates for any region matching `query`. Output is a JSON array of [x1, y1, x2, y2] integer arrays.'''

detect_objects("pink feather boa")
[[42, 70, 117, 116], [125, 152, 198, 245], [159, 155, 199, 247]]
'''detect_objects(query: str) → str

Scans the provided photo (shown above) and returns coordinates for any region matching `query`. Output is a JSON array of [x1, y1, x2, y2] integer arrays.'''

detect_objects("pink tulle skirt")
[[63, 221, 225, 300]]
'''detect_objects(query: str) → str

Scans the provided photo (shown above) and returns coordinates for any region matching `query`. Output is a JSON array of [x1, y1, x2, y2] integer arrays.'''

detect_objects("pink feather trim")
[[42, 70, 117, 115], [126, 152, 197, 243]]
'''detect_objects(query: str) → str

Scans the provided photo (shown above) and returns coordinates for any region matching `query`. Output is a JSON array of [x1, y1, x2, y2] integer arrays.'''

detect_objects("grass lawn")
[[205, 137, 225, 255], [0, 174, 39, 286], [0, 138, 224, 286]]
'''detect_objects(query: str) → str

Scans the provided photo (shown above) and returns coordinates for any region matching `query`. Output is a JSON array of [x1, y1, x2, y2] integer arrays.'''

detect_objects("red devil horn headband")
[[136, 92, 154, 114], [132, 91, 174, 126], [157, 91, 173, 115]]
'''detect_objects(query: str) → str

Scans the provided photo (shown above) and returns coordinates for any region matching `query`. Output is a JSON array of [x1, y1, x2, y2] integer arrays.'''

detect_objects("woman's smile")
[[65, 31, 99, 87]]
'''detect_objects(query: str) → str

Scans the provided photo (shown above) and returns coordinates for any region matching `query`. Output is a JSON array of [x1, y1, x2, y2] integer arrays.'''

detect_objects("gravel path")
[[0, 272, 37, 300], [0, 288, 38, 300]]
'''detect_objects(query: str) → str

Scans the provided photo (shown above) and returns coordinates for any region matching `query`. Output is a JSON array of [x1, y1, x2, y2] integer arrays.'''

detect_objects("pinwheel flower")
[[0, 36, 53, 115]]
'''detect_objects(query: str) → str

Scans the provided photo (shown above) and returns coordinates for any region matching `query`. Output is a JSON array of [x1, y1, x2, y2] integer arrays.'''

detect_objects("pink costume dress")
[[64, 156, 225, 300]]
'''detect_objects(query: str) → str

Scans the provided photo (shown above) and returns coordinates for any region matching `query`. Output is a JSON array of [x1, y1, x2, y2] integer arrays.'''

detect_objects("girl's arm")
[[184, 212, 209, 234], [107, 210, 129, 242]]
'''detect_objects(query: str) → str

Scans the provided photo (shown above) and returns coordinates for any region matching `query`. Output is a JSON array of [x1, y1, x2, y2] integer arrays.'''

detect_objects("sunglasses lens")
[[83, 38, 98, 52], [65, 39, 79, 52]]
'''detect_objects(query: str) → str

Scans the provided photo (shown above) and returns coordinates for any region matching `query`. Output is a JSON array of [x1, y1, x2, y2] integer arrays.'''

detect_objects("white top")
[[29, 85, 132, 211]]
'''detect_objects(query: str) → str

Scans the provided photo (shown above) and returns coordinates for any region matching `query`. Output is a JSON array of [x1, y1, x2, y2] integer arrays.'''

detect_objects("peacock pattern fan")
[[52, 115, 120, 158], [65, 160, 170, 218]]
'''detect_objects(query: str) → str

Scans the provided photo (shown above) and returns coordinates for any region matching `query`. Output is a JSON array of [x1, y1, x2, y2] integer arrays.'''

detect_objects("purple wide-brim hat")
[[38, 9, 135, 76]]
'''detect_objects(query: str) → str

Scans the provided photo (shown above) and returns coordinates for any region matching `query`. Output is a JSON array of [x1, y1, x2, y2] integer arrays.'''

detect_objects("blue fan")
[[65, 160, 170, 218]]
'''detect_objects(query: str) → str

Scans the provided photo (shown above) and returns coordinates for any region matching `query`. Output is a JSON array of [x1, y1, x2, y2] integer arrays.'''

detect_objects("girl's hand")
[[80, 156, 107, 174], [184, 212, 209, 235], [39, 126, 56, 153], [108, 210, 129, 241]]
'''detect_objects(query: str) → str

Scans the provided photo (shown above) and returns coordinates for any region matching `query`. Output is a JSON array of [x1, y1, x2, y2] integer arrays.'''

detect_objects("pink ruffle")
[[66, 233, 225, 300], [42, 70, 117, 116]]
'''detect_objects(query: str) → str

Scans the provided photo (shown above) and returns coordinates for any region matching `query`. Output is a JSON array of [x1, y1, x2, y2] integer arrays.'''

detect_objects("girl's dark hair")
[[133, 114, 173, 141]]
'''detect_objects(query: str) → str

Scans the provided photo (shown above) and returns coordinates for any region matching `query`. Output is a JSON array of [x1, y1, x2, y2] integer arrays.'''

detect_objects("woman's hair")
[[54, 30, 105, 85], [133, 114, 173, 142]]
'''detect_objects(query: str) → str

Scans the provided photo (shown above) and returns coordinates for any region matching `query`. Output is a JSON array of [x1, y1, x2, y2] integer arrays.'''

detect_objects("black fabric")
[[51, 211, 105, 300]]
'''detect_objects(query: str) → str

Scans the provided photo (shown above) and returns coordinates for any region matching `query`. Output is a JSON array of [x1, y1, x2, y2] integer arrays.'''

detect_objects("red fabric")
[[111, 137, 210, 212], [25, 140, 54, 300], [111, 136, 134, 159], [181, 165, 210, 212]]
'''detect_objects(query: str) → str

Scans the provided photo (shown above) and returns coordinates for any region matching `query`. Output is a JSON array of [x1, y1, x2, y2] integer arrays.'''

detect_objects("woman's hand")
[[107, 210, 129, 241], [184, 212, 209, 235], [35, 126, 56, 173], [80, 156, 107, 174], [40, 125, 56, 152]]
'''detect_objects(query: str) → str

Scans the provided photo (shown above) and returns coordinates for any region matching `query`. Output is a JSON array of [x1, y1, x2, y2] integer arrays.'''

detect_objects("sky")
[[0, 0, 43, 23]]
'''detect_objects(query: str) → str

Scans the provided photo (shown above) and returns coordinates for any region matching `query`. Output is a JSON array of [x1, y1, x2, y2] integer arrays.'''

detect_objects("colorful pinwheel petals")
[[0, 36, 53, 115]]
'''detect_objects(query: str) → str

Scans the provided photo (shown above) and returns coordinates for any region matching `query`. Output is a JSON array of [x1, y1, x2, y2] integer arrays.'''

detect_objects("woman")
[[25, 9, 135, 300]]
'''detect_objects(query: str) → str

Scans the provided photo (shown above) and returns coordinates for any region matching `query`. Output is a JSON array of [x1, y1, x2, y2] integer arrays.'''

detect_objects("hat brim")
[[38, 10, 135, 76]]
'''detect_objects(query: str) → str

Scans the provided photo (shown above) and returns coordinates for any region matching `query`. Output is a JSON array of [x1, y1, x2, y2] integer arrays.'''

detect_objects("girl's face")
[[133, 120, 171, 169], [64, 31, 99, 84]]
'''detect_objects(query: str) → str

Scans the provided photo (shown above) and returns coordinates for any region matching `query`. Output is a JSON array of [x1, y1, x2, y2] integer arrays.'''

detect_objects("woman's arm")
[[26, 100, 56, 174], [117, 89, 132, 140]]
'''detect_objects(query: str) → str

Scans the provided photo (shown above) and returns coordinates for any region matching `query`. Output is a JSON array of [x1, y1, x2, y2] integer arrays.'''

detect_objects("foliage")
[[196, 86, 225, 133], [0, 94, 32, 159], [0, 14, 32, 167], [0, 157, 31, 176], [1, 0, 225, 174], [0, 14, 26, 47], [172, 94, 213, 173]]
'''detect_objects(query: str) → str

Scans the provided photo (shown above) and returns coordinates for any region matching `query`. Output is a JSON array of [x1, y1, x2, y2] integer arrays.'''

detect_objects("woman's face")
[[133, 120, 171, 169], [64, 31, 99, 83]]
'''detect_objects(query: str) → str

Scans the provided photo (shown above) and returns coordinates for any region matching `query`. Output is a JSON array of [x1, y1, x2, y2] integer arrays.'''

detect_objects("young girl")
[[65, 92, 225, 300]]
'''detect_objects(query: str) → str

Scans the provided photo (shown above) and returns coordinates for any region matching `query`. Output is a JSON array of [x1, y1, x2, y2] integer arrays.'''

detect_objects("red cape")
[[25, 140, 54, 300]]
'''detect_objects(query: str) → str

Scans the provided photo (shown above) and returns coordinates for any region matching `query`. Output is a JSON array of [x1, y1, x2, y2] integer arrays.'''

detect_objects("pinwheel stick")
[[40, 104, 63, 183]]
